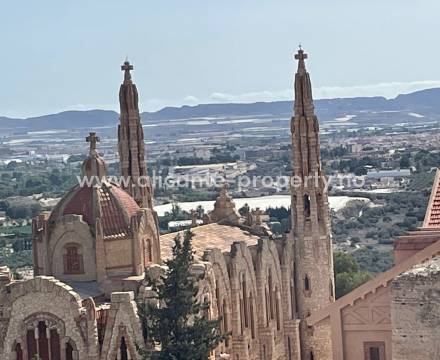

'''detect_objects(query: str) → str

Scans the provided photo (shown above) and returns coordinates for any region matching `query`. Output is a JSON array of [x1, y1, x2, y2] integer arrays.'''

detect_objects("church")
[[0, 49, 439, 360]]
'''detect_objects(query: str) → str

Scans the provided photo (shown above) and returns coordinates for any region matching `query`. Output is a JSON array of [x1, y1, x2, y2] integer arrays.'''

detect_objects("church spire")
[[290, 48, 334, 360], [294, 47, 315, 119], [118, 60, 153, 209]]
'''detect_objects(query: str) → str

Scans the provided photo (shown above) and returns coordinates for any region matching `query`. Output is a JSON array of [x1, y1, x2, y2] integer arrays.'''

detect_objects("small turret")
[[81, 132, 107, 180]]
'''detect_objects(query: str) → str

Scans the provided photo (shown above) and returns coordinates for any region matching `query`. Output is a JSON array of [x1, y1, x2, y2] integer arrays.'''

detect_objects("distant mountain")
[[0, 110, 119, 133], [1, 88, 440, 133]]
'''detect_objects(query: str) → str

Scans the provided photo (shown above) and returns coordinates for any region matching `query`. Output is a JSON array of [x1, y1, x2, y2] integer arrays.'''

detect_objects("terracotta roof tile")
[[62, 183, 140, 239], [160, 223, 260, 260], [424, 169, 440, 228]]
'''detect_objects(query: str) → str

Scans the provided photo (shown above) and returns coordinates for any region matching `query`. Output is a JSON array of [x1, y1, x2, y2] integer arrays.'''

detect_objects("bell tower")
[[118, 60, 154, 209], [290, 48, 334, 360]]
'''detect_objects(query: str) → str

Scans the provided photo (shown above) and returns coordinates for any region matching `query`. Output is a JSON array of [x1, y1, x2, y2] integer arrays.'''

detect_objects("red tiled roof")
[[424, 169, 440, 228], [62, 187, 94, 225], [62, 183, 140, 239]]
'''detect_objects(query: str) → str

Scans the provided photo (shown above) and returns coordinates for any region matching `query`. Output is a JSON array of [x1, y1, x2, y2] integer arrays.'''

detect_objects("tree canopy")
[[139, 230, 228, 359]]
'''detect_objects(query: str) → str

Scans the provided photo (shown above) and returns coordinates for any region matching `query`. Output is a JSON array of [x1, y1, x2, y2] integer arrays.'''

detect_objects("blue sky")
[[1, 0, 440, 117]]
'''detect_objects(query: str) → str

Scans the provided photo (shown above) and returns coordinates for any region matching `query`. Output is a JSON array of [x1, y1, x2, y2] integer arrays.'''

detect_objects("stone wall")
[[391, 256, 440, 360], [100, 291, 144, 360], [0, 276, 95, 359]]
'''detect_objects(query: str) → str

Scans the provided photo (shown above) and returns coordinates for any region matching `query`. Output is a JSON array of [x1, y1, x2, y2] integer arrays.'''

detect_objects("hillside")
[[1, 88, 440, 133]]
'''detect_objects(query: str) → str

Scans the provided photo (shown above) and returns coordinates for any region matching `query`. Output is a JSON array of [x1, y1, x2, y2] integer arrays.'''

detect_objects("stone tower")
[[290, 48, 335, 360], [118, 60, 153, 209]]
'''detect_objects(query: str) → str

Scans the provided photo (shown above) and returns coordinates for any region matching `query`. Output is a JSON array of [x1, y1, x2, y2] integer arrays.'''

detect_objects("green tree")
[[139, 230, 228, 359], [334, 252, 359, 274], [335, 271, 372, 299], [334, 251, 373, 299]]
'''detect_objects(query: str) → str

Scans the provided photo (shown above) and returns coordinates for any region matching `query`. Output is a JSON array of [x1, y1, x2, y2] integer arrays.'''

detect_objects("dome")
[[49, 181, 140, 239], [48, 132, 140, 239]]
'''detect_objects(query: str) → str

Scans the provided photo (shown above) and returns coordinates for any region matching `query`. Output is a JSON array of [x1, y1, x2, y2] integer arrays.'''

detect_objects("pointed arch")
[[304, 194, 311, 218], [304, 275, 311, 291]]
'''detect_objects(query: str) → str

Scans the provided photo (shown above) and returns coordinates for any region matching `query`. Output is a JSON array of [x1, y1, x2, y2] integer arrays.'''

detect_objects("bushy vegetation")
[[0, 164, 78, 198], [352, 247, 394, 274], [334, 252, 373, 298], [332, 191, 430, 245]]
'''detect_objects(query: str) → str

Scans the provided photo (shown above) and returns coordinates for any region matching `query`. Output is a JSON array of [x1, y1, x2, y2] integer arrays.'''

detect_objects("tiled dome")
[[48, 132, 140, 239], [49, 182, 140, 239]]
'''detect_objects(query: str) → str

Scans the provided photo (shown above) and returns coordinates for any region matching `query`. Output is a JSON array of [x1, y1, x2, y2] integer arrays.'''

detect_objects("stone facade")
[[32, 134, 161, 296], [118, 61, 154, 210], [391, 256, 440, 360], [1, 52, 440, 360], [291, 48, 334, 360]]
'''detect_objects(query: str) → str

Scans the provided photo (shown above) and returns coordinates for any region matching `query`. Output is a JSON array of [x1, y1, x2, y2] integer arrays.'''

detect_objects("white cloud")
[[182, 95, 200, 105], [314, 80, 440, 100]]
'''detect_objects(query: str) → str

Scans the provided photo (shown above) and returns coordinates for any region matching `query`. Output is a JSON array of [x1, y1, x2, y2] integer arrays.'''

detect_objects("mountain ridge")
[[1, 88, 440, 132]]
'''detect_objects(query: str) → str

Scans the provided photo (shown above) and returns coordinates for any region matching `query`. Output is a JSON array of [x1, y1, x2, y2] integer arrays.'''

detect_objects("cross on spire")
[[121, 60, 133, 84], [295, 48, 308, 61], [295, 46, 308, 72], [86, 132, 100, 154]]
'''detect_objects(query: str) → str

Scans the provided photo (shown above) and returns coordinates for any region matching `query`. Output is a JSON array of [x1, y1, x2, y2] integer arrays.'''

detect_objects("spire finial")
[[121, 60, 134, 84], [295, 46, 308, 71], [86, 132, 100, 155]]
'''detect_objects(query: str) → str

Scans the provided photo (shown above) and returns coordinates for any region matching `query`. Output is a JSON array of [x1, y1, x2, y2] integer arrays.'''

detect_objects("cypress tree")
[[139, 230, 228, 359]]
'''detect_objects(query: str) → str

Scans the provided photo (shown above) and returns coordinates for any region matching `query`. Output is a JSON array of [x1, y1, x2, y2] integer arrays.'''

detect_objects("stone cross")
[[121, 60, 133, 83], [86, 132, 100, 153], [295, 48, 308, 61]]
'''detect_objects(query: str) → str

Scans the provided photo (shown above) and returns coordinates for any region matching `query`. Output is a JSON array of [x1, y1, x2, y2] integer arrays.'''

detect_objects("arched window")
[[66, 342, 74, 360], [26, 328, 37, 359], [63, 244, 84, 274], [145, 239, 153, 264], [50, 328, 61, 360], [215, 286, 221, 329], [37, 321, 49, 360], [222, 299, 229, 347], [25, 319, 65, 360], [120, 336, 128, 360], [293, 263, 299, 315], [304, 275, 311, 291], [288, 337, 292, 360], [241, 273, 248, 328], [15, 343, 23, 360], [239, 297, 245, 334], [249, 292, 256, 339], [268, 269, 274, 320], [304, 194, 311, 218], [265, 288, 270, 326], [275, 288, 281, 331], [310, 351, 315, 360], [330, 279, 334, 299]]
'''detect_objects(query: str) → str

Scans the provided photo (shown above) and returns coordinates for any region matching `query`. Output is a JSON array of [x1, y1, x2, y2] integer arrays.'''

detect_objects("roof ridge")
[[307, 237, 440, 326]]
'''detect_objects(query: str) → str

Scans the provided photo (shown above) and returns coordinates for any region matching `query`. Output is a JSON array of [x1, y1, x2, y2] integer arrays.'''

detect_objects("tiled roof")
[[61, 182, 140, 239], [160, 223, 260, 260], [423, 169, 440, 228], [62, 186, 94, 225]]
